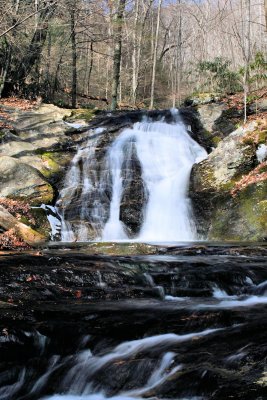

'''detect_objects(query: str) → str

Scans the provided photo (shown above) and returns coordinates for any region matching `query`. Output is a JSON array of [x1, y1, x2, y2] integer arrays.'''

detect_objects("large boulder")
[[190, 121, 267, 240], [0, 156, 54, 205], [193, 103, 237, 151], [0, 205, 45, 245]]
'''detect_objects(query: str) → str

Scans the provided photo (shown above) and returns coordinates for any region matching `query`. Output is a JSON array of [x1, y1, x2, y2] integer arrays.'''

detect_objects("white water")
[[40, 329, 218, 400], [195, 295, 267, 309], [102, 119, 206, 242], [54, 114, 207, 242]]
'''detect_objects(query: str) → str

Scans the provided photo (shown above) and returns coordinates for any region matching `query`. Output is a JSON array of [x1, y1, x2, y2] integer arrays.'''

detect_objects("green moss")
[[242, 128, 267, 146], [240, 183, 267, 230], [212, 136, 222, 146], [40, 153, 60, 177], [68, 108, 97, 122], [258, 129, 267, 144], [30, 207, 51, 239], [200, 130, 222, 148], [18, 215, 31, 225], [208, 179, 267, 241]]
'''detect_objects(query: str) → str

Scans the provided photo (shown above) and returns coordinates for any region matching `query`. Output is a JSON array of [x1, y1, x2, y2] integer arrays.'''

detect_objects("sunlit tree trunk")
[[243, 0, 251, 123], [111, 0, 126, 111], [150, 0, 162, 109]]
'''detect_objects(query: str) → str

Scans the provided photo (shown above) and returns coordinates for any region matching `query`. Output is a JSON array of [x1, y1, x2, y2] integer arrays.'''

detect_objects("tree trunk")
[[0, 41, 11, 98], [243, 0, 251, 123], [70, 4, 77, 108], [87, 42, 94, 96], [111, 0, 126, 111], [132, 0, 139, 105], [150, 0, 162, 110], [5, 1, 56, 96]]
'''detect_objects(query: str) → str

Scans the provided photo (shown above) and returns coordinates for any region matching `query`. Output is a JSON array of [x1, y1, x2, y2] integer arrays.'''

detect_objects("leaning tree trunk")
[[111, 0, 126, 111]]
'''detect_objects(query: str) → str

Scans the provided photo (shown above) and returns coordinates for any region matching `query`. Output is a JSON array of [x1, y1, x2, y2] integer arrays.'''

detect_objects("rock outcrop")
[[190, 121, 267, 240], [0, 103, 90, 243], [0, 99, 266, 244], [0, 156, 54, 205]]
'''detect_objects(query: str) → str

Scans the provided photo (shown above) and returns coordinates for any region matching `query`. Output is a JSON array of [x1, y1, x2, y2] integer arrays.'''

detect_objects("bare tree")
[[150, 0, 162, 109], [111, 0, 126, 110]]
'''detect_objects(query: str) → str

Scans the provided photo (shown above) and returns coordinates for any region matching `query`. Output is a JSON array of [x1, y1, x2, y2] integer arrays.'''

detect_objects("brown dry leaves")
[[0, 96, 39, 130], [231, 161, 267, 197], [0, 198, 35, 250], [0, 198, 36, 225], [0, 228, 30, 250]]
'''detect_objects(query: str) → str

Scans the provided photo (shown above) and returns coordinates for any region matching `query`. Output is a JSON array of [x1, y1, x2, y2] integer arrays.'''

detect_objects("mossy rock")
[[68, 108, 97, 123], [38, 151, 72, 186], [185, 92, 222, 106], [40, 153, 61, 178], [31, 207, 51, 239], [209, 181, 267, 241]]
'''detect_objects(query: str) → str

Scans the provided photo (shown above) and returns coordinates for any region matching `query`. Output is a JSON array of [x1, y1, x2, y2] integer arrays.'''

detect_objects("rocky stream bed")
[[0, 243, 267, 400]]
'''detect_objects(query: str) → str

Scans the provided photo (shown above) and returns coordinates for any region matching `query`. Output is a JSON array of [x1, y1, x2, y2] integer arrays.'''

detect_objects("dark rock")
[[120, 140, 147, 235], [0, 246, 267, 399]]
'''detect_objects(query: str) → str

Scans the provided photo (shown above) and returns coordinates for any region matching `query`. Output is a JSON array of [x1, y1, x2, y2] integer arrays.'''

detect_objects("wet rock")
[[120, 141, 147, 235], [0, 247, 267, 400]]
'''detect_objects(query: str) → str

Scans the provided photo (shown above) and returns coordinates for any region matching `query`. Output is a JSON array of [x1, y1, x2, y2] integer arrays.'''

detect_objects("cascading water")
[[56, 113, 207, 242]]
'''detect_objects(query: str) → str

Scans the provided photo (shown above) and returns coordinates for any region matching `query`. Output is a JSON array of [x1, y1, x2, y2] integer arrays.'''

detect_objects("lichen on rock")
[[190, 120, 267, 241]]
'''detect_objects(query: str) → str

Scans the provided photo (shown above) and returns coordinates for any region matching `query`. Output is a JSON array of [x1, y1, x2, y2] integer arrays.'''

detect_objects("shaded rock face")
[[190, 122, 267, 240], [58, 129, 148, 239], [120, 140, 147, 236], [197, 103, 236, 147]]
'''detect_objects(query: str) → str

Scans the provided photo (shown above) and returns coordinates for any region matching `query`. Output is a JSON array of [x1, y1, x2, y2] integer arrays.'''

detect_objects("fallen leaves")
[[0, 96, 40, 129], [231, 161, 267, 197], [0, 228, 30, 250], [0, 198, 36, 225], [0, 96, 39, 110]]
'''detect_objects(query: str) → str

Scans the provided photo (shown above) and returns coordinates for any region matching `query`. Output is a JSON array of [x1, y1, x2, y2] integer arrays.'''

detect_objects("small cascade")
[[56, 129, 110, 241], [56, 113, 207, 242]]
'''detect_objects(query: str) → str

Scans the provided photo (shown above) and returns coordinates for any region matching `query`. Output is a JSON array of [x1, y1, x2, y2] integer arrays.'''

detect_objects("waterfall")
[[56, 113, 207, 242]]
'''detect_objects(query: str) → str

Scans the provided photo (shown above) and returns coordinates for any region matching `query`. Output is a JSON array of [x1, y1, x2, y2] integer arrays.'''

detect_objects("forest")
[[0, 0, 266, 112]]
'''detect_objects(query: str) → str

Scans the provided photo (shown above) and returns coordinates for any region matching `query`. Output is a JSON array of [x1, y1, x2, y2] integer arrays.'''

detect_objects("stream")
[[0, 243, 267, 400]]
